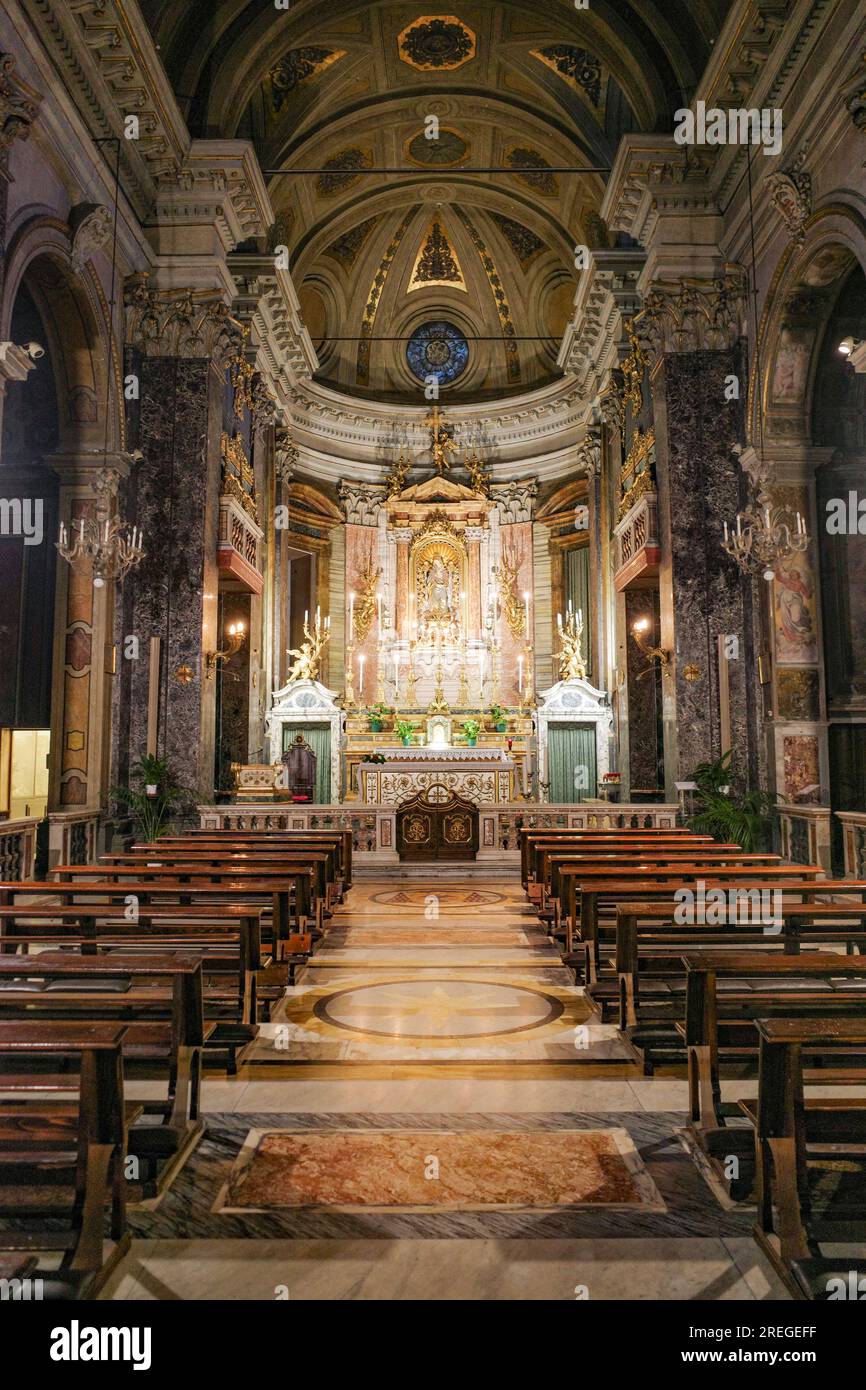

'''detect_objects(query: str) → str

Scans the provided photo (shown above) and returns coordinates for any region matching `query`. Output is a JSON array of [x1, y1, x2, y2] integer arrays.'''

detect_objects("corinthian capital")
[[634, 268, 748, 361]]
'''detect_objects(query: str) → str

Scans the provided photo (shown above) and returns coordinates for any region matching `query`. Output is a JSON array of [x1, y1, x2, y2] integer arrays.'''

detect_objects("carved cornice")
[[25, 0, 188, 213], [0, 52, 42, 152]]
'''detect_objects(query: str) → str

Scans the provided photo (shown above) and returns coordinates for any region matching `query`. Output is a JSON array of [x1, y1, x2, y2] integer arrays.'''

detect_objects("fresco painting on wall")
[[770, 327, 814, 404], [777, 667, 820, 721], [772, 487, 819, 666], [783, 734, 821, 802]]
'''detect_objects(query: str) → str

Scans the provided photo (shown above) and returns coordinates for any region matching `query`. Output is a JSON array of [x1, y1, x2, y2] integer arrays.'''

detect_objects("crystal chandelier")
[[57, 464, 144, 588], [721, 447, 808, 582]]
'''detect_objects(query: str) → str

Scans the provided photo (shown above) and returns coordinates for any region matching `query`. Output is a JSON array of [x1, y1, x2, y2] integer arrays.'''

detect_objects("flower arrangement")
[[602, 771, 622, 784], [489, 704, 508, 731], [462, 718, 481, 746], [394, 718, 419, 746], [367, 702, 390, 732]]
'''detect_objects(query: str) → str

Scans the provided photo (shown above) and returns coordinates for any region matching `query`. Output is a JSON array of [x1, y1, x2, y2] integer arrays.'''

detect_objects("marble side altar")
[[358, 747, 517, 805]]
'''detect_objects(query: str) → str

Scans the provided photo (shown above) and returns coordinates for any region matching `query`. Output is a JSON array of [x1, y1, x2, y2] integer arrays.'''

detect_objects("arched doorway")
[[0, 234, 120, 862]]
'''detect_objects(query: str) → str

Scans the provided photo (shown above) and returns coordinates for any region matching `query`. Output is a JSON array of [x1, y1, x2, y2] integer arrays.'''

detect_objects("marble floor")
[[101, 875, 796, 1300]]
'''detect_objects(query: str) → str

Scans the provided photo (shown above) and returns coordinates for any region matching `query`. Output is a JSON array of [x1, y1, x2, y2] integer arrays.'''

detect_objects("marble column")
[[646, 285, 762, 793], [464, 527, 484, 635], [392, 527, 413, 638], [114, 288, 234, 800]]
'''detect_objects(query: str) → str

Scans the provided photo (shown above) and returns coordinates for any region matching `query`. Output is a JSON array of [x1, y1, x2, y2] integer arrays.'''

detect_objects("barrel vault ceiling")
[[141, 0, 733, 403]]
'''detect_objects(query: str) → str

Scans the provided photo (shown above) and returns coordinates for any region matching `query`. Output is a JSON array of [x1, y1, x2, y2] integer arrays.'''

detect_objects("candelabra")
[[56, 467, 144, 588], [721, 447, 809, 581], [344, 640, 356, 705], [457, 639, 470, 707], [285, 608, 330, 683], [555, 604, 587, 682], [407, 642, 418, 708]]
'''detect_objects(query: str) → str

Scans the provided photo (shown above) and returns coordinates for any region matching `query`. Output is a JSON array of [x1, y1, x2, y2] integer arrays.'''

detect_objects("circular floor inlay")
[[313, 978, 563, 1040], [369, 888, 507, 907]]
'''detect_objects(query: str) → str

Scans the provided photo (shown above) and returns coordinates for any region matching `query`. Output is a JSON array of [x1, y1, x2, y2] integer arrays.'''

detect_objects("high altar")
[[235, 417, 616, 832]]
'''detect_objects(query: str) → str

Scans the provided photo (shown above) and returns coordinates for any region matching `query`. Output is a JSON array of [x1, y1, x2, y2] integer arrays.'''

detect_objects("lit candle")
[[557, 612, 563, 631], [723, 519, 729, 542], [518, 654, 524, 693], [316, 606, 320, 628], [304, 610, 309, 627], [736, 515, 742, 537], [577, 608, 582, 628], [567, 598, 572, 616], [358, 653, 365, 696]]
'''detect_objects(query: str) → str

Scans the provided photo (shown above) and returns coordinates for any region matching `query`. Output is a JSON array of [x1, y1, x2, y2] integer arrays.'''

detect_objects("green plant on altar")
[[489, 703, 507, 732], [461, 718, 481, 747], [367, 702, 390, 732], [111, 754, 194, 843], [394, 718, 419, 747], [686, 749, 778, 852]]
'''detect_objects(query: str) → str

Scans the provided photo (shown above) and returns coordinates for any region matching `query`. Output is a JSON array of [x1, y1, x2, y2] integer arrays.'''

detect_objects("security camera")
[[23, 341, 45, 361]]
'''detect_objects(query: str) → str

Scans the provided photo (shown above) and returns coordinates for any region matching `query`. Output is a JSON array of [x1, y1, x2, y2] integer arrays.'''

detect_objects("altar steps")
[[353, 856, 520, 881]]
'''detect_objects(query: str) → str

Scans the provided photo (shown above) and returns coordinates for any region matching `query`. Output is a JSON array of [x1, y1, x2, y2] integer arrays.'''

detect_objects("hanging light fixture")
[[56, 136, 145, 587], [57, 470, 144, 588], [720, 146, 811, 583], [721, 451, 809, 582]]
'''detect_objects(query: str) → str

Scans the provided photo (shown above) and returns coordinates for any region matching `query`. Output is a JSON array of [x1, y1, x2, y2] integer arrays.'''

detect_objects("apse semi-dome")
[[406, 320, 470, 386]]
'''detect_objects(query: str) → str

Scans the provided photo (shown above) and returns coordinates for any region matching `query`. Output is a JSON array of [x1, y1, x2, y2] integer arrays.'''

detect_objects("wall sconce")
[[205, 621, 246, 679], [631, 617, 670, 676]]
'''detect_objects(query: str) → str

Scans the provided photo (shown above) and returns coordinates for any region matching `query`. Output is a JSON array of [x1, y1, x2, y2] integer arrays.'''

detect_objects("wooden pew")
[[0, 952, 206, 1196], [48, 864, 314, 941], [684, 951, 866, 1142], [0, 901, 264, 1069], [0, 1021, 131, 1297], [543, 847, 780, 926], [519, 825, 694, 886], [610, 898, 866, 1073], [564, 865, 828, 965], [103, 849, 331, 930], [522, 830, 706, 892], [748, 1016, 866, 1298], [181, 829, 353, 894]]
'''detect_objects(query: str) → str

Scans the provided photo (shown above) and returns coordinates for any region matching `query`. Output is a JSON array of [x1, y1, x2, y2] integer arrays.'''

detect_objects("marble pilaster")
[[114, 352, 223, 799], [651, 341, 762, 793]]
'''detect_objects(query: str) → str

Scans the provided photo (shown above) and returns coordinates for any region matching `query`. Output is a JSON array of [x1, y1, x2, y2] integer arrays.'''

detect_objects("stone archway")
[[752, 211, 866, 863], [0, 225, 122, 847]]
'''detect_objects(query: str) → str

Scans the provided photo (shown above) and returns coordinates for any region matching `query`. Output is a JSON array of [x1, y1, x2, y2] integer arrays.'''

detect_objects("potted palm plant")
[[462, 718, 481, 747], [394, 718, 418, 747], [111, 754, 193, 843], [686, 750, 778, 852], [367, 702, 390, 733], [489, 703, 508, 733]]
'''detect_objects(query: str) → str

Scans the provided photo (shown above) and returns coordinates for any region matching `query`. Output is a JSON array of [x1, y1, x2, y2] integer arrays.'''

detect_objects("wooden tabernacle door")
[[396, 785, 479, 862]]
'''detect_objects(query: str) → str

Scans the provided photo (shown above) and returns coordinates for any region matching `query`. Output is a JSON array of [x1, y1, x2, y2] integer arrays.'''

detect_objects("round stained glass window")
[[406, 320, 469, 386]]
